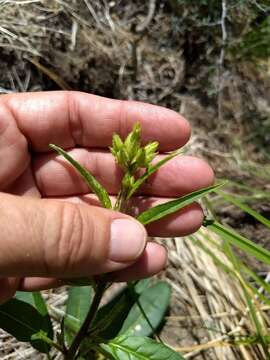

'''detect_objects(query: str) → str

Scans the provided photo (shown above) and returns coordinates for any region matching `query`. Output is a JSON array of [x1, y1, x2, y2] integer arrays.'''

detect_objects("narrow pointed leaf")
[[204, 220, 270, 265], [127, 149, 182, 199], [32, 292, 50, 317], [99, 335, 184, 360], [137, 183, 224, 225], [0, 298, 53, 353], [217, 191, 270, 229], [223, 243, 270, 357], [49, 144, 112, 209], [120, 282, 171, 337], [243, 265, 270, 298]]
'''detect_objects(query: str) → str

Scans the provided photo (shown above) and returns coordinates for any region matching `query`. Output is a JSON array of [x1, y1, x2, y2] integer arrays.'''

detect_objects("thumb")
[[0, 193, 147, 278]]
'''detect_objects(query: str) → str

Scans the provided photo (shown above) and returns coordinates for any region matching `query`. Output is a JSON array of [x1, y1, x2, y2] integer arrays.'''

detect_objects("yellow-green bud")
[[112, 134, 124, 152], [122, 173, 135, 189]]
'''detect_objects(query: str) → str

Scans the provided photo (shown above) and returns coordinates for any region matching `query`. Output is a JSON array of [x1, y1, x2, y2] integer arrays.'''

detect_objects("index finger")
[[2, 91, 191, 152]]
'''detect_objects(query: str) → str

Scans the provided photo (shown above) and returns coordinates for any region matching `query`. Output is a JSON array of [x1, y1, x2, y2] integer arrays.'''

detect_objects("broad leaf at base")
[[120, 282, 171, 337], [99, 335, 184, 360], [0, 298, 53, 353]]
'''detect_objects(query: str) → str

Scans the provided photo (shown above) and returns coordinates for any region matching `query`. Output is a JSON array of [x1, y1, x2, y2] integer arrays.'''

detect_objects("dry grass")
[[0, 0, 187, 110], [162, 228, 270, 359]]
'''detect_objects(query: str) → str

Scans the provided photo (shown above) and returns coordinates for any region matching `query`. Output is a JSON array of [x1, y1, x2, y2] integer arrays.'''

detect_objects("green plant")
[[197, 186, 270, 358], [0, 123, 222, 359], [235, 16, 270, 59]]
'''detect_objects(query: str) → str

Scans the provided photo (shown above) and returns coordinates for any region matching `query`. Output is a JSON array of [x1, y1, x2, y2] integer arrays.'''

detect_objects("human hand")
[[0, 91, 214, 303]]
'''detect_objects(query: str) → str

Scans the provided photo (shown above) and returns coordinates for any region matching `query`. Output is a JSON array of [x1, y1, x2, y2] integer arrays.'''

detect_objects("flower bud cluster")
[[110, 123, 158, 174]]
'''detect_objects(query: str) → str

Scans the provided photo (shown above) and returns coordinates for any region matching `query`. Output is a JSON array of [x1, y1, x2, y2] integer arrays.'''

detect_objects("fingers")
[[0, 278, 20, 304], [6, 166, 41, 197], [19, 277, 62, 291], [34, 150, 214, 197], [111, 242, 167, 282], [145, 203, 204, 237], [53, 194, 204, 237], [2, 91, 191, 152], [17, 243, 167, 291], [0, 102, 29, 189], [0, 193, 148, 278]]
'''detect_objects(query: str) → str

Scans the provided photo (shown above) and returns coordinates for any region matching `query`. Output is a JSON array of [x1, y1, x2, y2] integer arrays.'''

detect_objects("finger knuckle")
[[44, 202, 94, 276]]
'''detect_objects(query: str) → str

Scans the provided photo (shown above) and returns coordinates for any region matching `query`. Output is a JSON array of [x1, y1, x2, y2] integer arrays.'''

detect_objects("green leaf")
[[90, 280, 149, 341], [204, 220, 270, 266], [91, 288, 136, 340], [65, 286, 93, 343], [131, 279, 152, 295], [99, 335, 184, 360], [137, 183, 224, 225], [49, 144, 112, 209], [127, 149, 182, 199], [66, 286, 93, 324], [0, 298, 53, 353], [16, 291, 35, 305], [120, 282, 171, 337], [216, 191, 270, 229], [32, 292, 50, 317], [15, 291, 53, 353]]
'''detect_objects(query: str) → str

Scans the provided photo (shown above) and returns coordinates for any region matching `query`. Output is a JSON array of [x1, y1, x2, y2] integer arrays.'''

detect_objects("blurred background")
[[0, 1, 270, 359]]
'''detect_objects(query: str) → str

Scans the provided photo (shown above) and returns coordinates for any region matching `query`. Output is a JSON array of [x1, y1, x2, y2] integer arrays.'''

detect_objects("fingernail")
[[110, 219, 147, 262]]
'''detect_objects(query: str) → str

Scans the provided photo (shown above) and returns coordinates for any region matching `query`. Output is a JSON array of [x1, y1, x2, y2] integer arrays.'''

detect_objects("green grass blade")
[[217, 191, 270, 229], [204, 220, 270, 266], [223, 242, 270, 358], [241, 266, 270, 306], [248, 283, 270, 308], [189, 235, 233, 275], [137, 183, 224, 225], [191, 235, 270, 307], [127, 149, 182, 199], [243, 266, 270, 298], [49, 144, 112, 209]]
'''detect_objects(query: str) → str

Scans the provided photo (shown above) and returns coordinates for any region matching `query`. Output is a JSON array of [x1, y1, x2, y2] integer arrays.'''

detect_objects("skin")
[[0, 91, 214, 304]]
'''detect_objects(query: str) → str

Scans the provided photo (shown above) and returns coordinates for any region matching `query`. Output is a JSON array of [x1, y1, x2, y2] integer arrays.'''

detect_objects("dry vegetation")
[[0, 0, 270, 359]]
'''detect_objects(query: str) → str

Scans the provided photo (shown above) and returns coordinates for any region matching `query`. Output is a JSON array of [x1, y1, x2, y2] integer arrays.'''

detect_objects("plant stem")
[[33, 331, 65, 354], [115, 185, 129, 212], [65, 281, 106, 360]]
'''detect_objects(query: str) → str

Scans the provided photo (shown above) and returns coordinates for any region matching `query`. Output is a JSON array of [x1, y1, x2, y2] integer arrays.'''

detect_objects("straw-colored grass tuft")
[[161, 227, 270, 359]]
